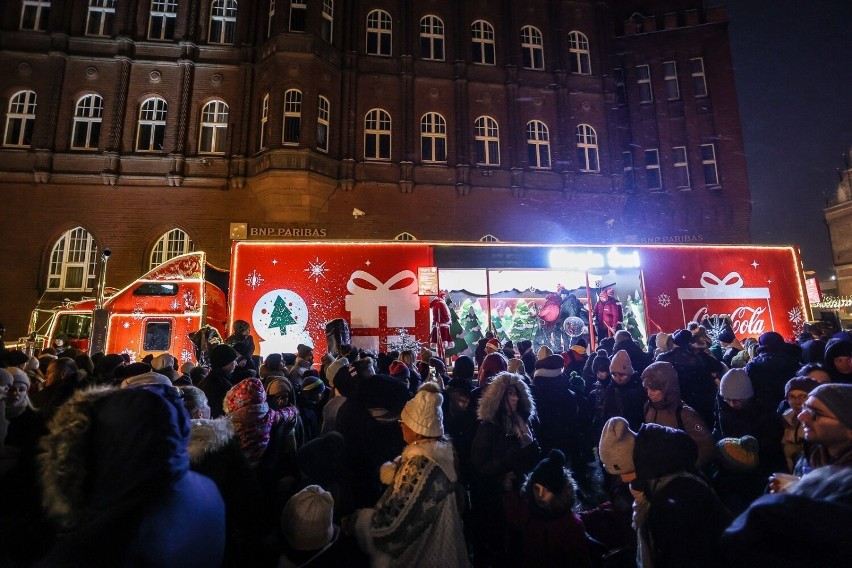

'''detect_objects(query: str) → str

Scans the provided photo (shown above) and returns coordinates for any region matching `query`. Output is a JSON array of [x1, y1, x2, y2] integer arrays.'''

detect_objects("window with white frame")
[[568, 31, 591, 75], [321, 0, 333, 42], [673, 146, 690, 188], [209, 0, 237, 44], [480, 234, 500, 242], [199, 99, 229, 153], [267, 0, 275, 38], [259, 93, 269, 150], [4, 90, 37, 148], [474, 116, 499, 166], [47, 227, 97, 291], [526, 120, 550, 169], [289, 0, 306, 32], [366, 9, 392, 56], [364, 108, 391, 160], [317, 95, 330, 152], [471, 20, 495, 65], [613, 68, 626, 105], [701, 143, 719, 186], [86, 0, 115, 36], [150, 228, 195, 269], [663, 61, 680, 101], [394, 232, 417, 241], [420, 112, 447, 163], [71, 94, 103, 150], [420, 15, 445, 61], [690, 57, 708, 97], [645, 148, 662, 190], [136, 96, 167, 152], [622, 150, 635, 192], [520, 26, 544, 70], [576, 124, 599, 172], [637, 64, 653, 103], [148, 0, 177, 40], [20, 0, 50, 31], [283, 89, 302, 145]]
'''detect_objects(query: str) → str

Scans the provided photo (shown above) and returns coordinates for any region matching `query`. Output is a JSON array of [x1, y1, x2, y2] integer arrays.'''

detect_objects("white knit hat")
[[401, 382, 444, 437], [720, 369, 754, 400], [282, 485, 335, 551], [151, 353, 175, 371], [655, 332, 671, 351], [9, 367, 30, 387], [599, 417, 636, 475], [610, 350, 634, 375]]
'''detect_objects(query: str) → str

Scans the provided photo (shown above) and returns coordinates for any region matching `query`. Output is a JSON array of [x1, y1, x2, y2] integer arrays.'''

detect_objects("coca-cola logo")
[[692, 306, 767, 336]]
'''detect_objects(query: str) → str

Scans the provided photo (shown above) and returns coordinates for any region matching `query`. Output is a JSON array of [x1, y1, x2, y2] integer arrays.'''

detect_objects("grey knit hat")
[[599, 417, 636, 475]]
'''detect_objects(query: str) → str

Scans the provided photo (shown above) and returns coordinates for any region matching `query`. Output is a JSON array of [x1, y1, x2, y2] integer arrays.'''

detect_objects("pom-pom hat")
[[401, 382, 444, 437], [529, 449, 568, 494]]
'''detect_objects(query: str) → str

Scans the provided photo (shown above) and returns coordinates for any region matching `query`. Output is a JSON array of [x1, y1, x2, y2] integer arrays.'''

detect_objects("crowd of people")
[[1, 318, 852, 567]]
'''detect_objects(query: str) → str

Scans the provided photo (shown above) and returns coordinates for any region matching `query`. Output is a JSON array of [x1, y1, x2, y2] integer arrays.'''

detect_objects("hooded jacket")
[[823, 338, 852, 384], [38, 385, 225, 567], [531, 371, 580, 456]]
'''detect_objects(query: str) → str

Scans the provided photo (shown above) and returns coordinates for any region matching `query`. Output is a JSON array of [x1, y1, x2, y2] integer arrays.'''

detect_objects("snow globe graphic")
[[252, 289, 314, 357]]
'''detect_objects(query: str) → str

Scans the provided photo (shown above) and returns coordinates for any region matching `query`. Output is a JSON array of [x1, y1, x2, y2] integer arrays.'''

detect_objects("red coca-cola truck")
[[24, 242, 810, 363]]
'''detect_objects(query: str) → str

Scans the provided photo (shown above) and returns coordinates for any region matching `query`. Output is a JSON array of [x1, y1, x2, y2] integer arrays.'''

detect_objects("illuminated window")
[[420, 15, 444, 61], [136, 97, 167, 152], [645, 148, 661, 190], [289, 0, 306, 32], [47, 227, 97, 291], [321, 0, 333, 42], [701, 143, 719, 186], [20, 0, 50, 31], [209, 0, 237, 44], [690, 57, 708, 97], [576, 124, 599, 172], [148, 0, 177, 40], [364, 108, 391, 160], [317, 95, 330, 152], [471, 20, 495, 65], [526, 120, 550, 169], [673, 146, 690, 188], [420, 112, 447, 163], [259, 93, 269, 150], [637, 64, 653, 103], [520, 26, 544, 70], [150, 228, 195, 269], [71, 94, 103, 150], [199, 99, 229, 154], [663, 61, 680, 100], [366, 9, 392, 56], [480, 234, 500, 242], [568, 31, 591, 75], [394, 232, 417, 241], [4, 90, 37, 148], [474, 116, 499, 166], [86, 0, 115, 37], [283, 89, 302, 145]]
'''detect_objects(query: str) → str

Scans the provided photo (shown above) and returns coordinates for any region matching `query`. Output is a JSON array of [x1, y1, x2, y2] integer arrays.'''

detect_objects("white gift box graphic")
[[345, 270, 419, 328], [676, 271, 772, 326]]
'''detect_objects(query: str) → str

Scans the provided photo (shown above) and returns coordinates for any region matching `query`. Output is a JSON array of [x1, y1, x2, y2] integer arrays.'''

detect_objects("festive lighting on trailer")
[[548, 247, 640, 270]]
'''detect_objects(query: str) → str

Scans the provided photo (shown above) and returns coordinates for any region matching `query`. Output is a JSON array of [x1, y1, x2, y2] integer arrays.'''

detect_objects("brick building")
[[0, 0, 750, 338]]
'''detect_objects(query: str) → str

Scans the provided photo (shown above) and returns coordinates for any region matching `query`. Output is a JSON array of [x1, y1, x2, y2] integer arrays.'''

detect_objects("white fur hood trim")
[[380, 439, 458, 485], [188, 417, 235, 463]]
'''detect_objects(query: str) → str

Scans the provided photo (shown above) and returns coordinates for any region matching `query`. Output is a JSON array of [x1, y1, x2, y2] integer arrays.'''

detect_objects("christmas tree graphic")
[[269, 295, 297, 334]]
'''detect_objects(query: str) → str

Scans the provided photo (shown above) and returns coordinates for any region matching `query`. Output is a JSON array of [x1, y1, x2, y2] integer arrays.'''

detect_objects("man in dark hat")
[[198, 344, 238, 418]]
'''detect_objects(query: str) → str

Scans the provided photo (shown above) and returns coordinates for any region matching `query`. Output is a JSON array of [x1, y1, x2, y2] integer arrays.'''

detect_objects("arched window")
[[47, 227, 97, 291], [20, 0, 51, 31], [259, 93, 269, 150], [576, 124, 599, 172], [568, 31, 591, 75], [150, 228, 195, 269], [317, 95, 330, 152], [86, 0, 115, 37], [474, 116, 499, 166], [283, 89, 302, 145], [209, 0, 237, 44], [71, 94, 103, 150], [520, 25, 544, 70], [364, 108, 391, 160], [321, 0, 334, 42], [199, 99, 229, 153], [136, 96, 167, 152], [420, 112, 447, 163], [366, 9, 392, 56], [420, 15, 444, 61], [471, 20, 495, 65], [148, 0, 178, 40], [526, 120, 550, 169], [394, 232, 417, 241], [4, 90, 37, 147], [480, 234, 500, 242]]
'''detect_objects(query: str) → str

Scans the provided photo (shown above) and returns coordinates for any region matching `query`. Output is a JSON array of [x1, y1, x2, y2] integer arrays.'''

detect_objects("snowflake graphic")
[[304, 257, 329, 283], [180, 349, 194, 363], [245, 270, 264, 290], [657, 293, 671, 308], [183, 290, 197, 310], [121, 348, 138, 363], [788, 307, 803, 325], [122, 321, 131, 329], [132, 306, 145, 320], [170, 298, 180, 310]]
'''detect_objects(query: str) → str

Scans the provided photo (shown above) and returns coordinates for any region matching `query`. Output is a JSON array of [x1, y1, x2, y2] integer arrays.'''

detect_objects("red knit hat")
[[485, 338, 500, 353]]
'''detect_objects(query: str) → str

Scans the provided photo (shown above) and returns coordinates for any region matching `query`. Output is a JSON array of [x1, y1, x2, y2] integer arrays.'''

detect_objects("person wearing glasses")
[[797, 383, 852, 470]]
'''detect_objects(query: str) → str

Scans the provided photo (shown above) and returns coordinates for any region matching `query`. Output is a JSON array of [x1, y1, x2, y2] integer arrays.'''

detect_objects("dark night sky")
[[706, 0, 852, 280]]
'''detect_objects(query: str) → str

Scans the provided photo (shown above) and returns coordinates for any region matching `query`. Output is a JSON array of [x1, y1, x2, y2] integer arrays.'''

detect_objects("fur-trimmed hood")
[[379, 438, 459, 485], [477, 372, 535, 423], [188, 417, 236, 464]]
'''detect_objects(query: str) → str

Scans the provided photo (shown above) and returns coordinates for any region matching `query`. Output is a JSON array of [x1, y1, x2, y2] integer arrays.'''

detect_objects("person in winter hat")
[[225, 319, 255, 363], [503, 449, 592, 567], [599, 417, 636, 479], [781, 376, 820, 471], [745, 331, 802, 411], [654, 332, 673, 358], [485, 337, 501, 354], [478, 351, 508, 386], [590, 351, 646, 436], [518, 339, 537, 379], [280, 485, 344, 567], [797, 383, 852, 470], [200, 344, 239, 418], [532, 355, 582, 473], [353, 383, 468, 567]]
